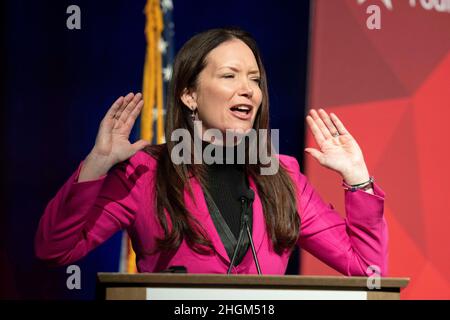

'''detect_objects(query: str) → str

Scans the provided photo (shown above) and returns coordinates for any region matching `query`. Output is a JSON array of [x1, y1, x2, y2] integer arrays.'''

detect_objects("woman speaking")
[[35, 28, 387, 276]]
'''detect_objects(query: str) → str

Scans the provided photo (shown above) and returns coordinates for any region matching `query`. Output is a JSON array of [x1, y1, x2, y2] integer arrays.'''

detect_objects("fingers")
[[330, 112, 350, 136], [309, 109, 334, 139], [105, 96, 124, 119], [113, 92, 135, 121], [306, 113, 326, 147], [318, 109, 340, 137], [118, 93, 142, 125], [307, 108, 350, 143], [304, 147, 324, 164], [131, 139, 151, 152], [125, 99, 144, 128]]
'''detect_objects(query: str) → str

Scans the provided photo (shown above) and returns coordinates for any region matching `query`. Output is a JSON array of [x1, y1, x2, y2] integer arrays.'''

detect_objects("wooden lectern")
[[97, 273, 409, 300]]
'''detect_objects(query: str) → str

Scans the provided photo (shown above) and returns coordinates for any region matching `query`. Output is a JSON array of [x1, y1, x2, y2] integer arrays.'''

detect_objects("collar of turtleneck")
[[200, 139, 252, 265], [201, 139, 247, 168]]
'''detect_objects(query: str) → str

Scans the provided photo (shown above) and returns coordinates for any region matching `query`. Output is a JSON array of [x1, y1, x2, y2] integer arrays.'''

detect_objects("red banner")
[[305, 0, 450, 299]]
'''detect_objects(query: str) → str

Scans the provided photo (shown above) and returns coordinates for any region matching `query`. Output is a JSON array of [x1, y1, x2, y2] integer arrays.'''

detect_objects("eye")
[[222, 74, 235, 79], [252, 78, 261, 85]]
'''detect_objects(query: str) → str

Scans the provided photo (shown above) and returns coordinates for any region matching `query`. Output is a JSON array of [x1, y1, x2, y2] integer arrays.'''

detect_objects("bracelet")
[[342, 176, 374, 192]]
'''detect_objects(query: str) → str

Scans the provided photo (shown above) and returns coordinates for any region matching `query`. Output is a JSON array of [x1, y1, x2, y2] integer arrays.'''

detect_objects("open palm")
[[91, 92, 150, 167], [305, 109, 365, 176]]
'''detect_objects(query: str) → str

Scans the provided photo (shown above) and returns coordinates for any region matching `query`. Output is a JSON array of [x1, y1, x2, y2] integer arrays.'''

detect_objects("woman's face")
[[183, 39, 263, 139]]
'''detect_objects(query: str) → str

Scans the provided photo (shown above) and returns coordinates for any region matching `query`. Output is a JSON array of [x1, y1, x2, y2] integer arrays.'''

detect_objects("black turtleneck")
[[201, 140, 253, 265], [206, 164, 247, 239]]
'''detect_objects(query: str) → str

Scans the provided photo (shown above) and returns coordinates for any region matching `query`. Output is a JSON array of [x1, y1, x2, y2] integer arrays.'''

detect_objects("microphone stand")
[[227, 195, 262, 275], [244, 214, 262, 275]]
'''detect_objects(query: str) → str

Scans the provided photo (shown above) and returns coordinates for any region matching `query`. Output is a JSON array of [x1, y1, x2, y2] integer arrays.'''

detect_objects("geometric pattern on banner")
[[305, 0, 450, 299]]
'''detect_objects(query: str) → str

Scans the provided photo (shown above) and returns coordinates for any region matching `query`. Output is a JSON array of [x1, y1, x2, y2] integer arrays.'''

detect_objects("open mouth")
[[229, 104, 253, 120], [230, 105, 252, 115]]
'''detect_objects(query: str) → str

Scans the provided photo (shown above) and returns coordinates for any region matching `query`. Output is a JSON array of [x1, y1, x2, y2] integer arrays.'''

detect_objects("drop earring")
[[191, 107, 197, 121]]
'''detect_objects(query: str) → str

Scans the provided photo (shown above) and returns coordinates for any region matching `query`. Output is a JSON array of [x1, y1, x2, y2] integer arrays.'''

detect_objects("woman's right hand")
[[79, 92, 150, 182]]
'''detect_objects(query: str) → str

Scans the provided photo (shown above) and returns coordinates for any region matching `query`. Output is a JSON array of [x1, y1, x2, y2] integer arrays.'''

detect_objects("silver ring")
[[332, 132, 339, 137]]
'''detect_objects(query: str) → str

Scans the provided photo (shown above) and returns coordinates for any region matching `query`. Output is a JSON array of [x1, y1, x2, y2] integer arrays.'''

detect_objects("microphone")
[[227, 188, 262, 275]]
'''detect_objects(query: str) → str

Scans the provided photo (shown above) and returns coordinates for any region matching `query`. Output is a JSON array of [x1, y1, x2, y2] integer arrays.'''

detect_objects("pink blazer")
[[35, 150, 388, 276]]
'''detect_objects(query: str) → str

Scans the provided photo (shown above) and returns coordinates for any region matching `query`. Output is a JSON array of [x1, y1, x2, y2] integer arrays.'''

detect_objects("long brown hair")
[[145, 28, 299, 255]]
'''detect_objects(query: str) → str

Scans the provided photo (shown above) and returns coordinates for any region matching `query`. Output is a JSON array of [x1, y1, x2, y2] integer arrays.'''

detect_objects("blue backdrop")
[[1, 0, 310, 299]]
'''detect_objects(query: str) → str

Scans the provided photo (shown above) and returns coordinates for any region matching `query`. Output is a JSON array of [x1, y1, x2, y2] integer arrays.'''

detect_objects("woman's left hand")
[[305, 109, 370, 185]]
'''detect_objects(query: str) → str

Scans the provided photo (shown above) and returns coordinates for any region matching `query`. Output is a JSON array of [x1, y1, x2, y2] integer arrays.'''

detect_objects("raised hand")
[[79, 92, 150, 182], [305, 109, 371, 186]]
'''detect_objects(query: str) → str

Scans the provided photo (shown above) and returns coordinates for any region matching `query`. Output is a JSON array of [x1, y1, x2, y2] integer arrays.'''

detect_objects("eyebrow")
[[218, 66, 260, 75]]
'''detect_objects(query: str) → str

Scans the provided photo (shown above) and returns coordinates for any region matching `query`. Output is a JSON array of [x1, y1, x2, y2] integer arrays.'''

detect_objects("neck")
[[201, 139, 246, 165]]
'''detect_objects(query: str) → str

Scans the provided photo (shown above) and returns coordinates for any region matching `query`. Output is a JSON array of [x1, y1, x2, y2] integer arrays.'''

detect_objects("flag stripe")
[[122, 0, 173, 273]]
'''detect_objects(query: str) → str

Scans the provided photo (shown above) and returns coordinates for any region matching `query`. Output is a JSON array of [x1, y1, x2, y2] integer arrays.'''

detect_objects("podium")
[[97, 273, 409, 300]]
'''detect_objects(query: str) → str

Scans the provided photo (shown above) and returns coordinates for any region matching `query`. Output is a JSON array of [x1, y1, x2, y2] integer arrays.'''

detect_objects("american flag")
[[119, 0, 175, 273]]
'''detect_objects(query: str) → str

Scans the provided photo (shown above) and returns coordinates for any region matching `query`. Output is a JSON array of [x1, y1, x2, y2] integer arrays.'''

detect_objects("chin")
[[227, 125, 252, 133], [232, 120, 255, 130]]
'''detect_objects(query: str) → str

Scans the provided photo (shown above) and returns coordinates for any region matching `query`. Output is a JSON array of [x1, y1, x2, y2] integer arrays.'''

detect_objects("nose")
[[237, 79, 254, 99]]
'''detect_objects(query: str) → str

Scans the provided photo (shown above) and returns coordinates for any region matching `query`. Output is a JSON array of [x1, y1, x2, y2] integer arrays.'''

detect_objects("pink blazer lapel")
[[248, 176, 265, 254], [185, 176, 230, 263], [184, 175, 266, 266]]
